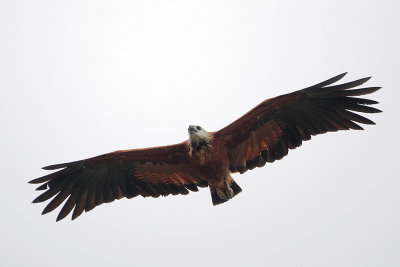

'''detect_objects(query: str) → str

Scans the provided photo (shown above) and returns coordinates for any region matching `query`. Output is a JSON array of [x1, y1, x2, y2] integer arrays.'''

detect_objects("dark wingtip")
[[356, 76, 372, 86], [35, 184, 48, 191], [43, 159, 83, 170], [41, 209, 50, 215], [71, 213, 80, 221], [56, 213, 66, 222], [306, 72, 348, 90], [32, 197, 42, 204], [331, 72, 348, 83], [355, 125, 364, 130], [42, 164, 65, 170], [331, 72, 348, 81], [29, 177, 46, 184]]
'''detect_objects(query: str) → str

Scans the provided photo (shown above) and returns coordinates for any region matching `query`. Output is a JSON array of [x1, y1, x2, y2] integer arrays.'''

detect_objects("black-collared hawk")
[[29, 73, 382, 221]]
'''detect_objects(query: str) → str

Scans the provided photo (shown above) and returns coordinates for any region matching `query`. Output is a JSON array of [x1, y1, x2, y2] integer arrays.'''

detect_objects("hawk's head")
[[188, 125, 212, 153]]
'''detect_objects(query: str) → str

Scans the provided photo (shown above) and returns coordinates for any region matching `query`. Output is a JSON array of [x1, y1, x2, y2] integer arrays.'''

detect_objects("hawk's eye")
[[197, 126, 201, 130]]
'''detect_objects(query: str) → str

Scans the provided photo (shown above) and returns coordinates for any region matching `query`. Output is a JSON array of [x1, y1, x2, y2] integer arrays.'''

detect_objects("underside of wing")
[[29, 142, 208, 221], [215, 73, 382, 173]]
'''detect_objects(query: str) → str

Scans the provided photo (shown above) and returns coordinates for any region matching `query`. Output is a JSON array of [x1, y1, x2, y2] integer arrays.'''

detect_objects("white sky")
[[1, 1, 399, 266]]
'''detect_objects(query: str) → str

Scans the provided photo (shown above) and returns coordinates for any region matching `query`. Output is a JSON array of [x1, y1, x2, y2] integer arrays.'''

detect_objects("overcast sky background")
[[1, 1, 399, 266]]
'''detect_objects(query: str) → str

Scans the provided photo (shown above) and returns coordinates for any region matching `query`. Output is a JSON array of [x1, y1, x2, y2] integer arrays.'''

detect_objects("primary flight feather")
[[29, 73, 382, 221]]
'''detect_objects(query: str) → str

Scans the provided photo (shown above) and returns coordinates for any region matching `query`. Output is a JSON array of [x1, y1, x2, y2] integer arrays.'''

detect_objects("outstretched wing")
[[214, 73, 382, 173], [29, 142, 207, 221]]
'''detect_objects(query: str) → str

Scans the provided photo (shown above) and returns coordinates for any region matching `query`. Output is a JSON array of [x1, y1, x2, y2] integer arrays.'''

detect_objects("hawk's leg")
[[216, 180, 234, 200], [210, 175, 242, 205]]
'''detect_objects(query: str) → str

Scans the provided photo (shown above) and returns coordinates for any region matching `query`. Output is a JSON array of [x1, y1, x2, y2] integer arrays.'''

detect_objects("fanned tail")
[[210, 178, 242, 205]]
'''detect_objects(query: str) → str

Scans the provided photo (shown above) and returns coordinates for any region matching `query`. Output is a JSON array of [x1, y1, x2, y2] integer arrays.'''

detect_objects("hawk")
[[29, 73, 382, 221]]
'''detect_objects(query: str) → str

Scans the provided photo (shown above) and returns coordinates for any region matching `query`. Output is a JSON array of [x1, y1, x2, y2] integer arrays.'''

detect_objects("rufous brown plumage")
[[29, 73, 382, 221]]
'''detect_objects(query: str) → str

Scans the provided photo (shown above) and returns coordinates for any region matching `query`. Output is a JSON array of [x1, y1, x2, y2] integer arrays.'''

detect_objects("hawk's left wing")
[[214, 73, 381, 174]]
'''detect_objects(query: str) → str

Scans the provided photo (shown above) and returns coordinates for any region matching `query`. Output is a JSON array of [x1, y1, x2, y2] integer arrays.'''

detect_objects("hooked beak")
[[188, 125, 197, 134]]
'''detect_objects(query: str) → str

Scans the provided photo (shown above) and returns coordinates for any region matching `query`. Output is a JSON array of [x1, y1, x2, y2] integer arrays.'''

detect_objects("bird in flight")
[[29, 73, 381, 221]]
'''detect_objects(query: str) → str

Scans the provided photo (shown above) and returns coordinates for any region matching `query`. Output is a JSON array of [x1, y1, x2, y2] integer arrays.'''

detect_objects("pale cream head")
[[188, 125, 211, 144]]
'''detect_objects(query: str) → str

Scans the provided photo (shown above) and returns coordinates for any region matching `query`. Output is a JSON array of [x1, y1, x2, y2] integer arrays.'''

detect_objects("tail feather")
[[230, 180, 242, 195], [210, 179, 242, 206]]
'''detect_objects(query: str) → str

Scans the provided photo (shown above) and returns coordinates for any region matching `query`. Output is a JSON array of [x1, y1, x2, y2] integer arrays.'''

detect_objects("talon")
[[216, 186, 234, 200], [227, 187, 234, 198]]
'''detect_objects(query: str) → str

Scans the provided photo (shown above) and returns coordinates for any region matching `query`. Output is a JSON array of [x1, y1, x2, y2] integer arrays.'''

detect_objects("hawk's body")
[[30, 73, 382, 221]]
